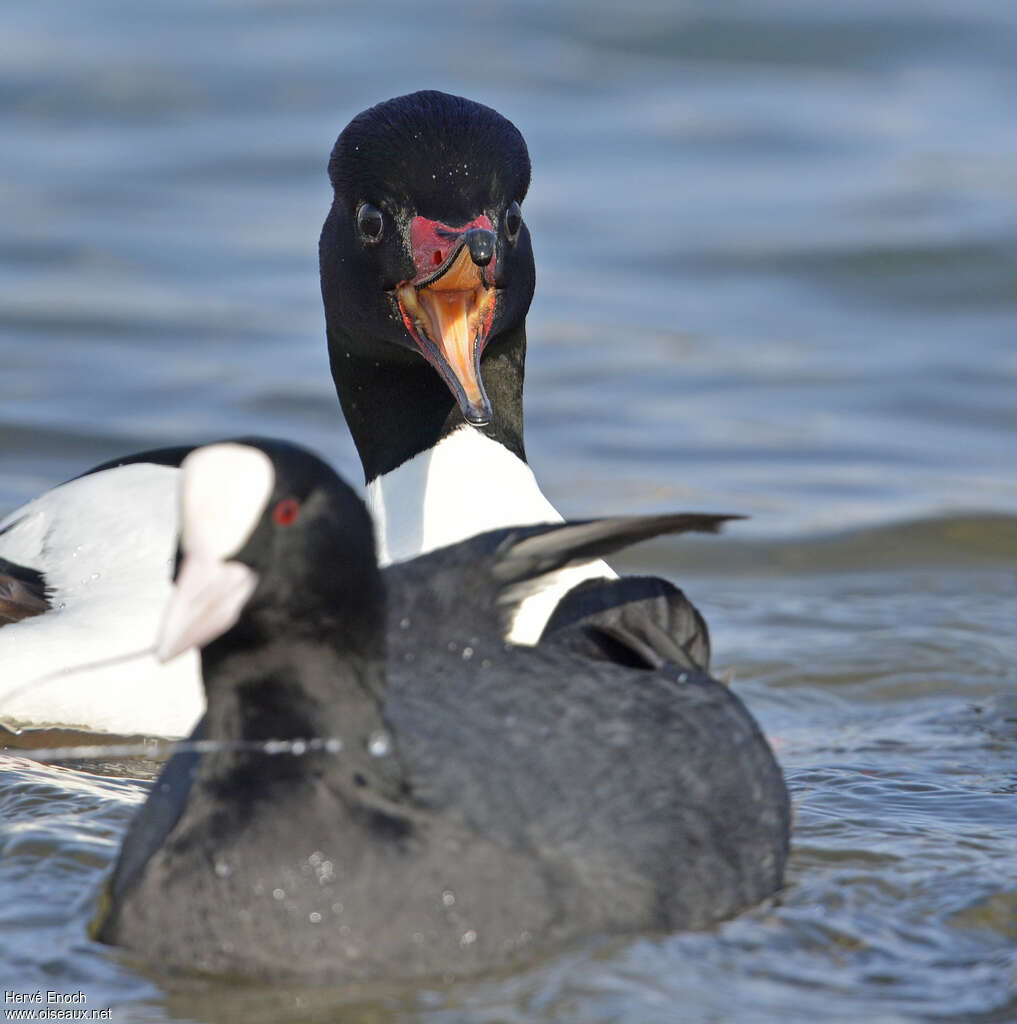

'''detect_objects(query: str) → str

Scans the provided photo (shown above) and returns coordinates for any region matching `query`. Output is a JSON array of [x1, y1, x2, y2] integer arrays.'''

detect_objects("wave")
[[618, 512, 1017, 575]]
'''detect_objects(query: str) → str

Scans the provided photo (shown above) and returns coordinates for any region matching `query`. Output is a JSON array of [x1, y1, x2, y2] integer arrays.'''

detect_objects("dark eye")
[[357, 203, 384, 243], [504, 201, 522, 243], [272, 498, 300, 527]]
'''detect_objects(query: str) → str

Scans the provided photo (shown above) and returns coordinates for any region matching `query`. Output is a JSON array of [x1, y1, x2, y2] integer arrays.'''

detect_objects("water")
[[1, 0, 1016, 1020]]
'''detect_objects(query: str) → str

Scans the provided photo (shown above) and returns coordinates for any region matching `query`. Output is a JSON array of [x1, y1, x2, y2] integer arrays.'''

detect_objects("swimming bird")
[[95, 439, 789, 981], [0, 90, 705, 736]]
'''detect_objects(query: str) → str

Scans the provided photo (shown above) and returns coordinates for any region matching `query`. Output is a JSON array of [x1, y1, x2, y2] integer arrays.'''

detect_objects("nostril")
[[433, 250, 443, 265], [466, 228, 496, 267]]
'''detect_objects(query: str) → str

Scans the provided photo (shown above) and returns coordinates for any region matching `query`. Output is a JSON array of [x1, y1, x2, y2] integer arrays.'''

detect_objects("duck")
[[0, 90, 690, 737], [94, 439, 790, 981]]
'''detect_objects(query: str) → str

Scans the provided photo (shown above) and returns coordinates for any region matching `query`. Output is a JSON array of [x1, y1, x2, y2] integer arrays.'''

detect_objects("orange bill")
[[396, 214, 497, 424]]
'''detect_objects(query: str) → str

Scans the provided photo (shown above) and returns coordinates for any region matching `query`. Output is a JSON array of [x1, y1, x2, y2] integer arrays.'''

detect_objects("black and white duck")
[[0, 91, 708, 736]]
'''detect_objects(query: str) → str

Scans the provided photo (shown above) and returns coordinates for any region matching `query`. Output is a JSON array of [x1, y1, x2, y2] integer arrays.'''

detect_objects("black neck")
[[203, 634, 381, 736], [196, 636, 407, 806], [328, 323, 528, 482]]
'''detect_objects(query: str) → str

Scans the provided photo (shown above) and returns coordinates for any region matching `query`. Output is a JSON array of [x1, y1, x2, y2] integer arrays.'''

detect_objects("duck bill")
[[396, 215, 497, 426], [155, 553, 258, 662]]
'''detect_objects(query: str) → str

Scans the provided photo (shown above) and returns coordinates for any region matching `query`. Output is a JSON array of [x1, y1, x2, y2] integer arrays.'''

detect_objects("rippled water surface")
[[2, 1, 1016, 1020]]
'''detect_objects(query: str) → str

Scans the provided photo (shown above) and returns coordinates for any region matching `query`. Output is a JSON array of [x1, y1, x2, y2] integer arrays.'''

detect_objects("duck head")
[[320, 91, 535, 453]]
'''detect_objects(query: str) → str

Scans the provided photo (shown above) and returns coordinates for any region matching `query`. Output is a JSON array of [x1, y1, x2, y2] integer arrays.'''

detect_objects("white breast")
[[367, 426, 614, 643]]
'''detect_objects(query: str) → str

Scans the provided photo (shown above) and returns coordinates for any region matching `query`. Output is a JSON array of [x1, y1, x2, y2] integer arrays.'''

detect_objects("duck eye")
[[504, 201, 522, 243], [272, 497, 300, 527], [357, 203, 384, 243]]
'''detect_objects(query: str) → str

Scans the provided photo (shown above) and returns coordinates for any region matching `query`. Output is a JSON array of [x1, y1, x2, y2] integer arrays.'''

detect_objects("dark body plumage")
[[96, 440, 789, 982]]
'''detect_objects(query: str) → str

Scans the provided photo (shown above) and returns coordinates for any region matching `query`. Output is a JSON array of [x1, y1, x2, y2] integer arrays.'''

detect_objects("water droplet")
[[399, 617, 410, 630], [461, 646, 474, 660], [90, 572, 101, 581], [290, 739, 307, 756], [460, 929, 477, 947], [309, 911, 322, 923], [368, 730, 391, 757], [214, 860, 232, 878], [324, 737, 343, 754], [308, 853, 334, 883], [441, 889, 456, 908], [332, 901, 344, 914], [481, 658, 491, 669], [677, 673, 688, 683], [447, 640, 457, 653], [272, 888, 286, 901]]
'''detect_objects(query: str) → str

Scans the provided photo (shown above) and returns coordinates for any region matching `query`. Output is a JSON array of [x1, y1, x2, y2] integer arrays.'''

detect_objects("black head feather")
[[328, 90, 531, 221]]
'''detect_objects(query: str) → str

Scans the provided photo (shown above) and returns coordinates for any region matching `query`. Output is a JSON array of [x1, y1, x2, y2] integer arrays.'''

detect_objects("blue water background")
[[1, 1, 1016, 1021]]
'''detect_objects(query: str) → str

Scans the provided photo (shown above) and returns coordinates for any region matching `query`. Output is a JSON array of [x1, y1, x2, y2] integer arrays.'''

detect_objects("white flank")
[[367, 425, 615, 643], [0, 464, 203, 736]]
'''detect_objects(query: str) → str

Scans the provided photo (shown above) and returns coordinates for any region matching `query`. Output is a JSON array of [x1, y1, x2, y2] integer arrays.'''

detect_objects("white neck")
[[366, 426, 614, 643], [367, 426, 563, 564]]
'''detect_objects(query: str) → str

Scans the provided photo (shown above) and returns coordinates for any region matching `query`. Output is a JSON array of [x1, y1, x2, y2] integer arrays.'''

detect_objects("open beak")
[[396, 214, 498, 425]]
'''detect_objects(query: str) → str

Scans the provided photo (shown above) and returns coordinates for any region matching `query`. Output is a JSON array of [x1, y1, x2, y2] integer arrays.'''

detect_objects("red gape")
[[408, 213, 496, 285]]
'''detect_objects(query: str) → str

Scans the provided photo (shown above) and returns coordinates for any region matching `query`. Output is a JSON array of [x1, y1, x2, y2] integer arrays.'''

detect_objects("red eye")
[[273, 497, 300, 527]]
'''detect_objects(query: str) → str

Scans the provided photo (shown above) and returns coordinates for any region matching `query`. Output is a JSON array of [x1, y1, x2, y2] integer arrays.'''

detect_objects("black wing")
[[540, 575, 712, 672], [0, 556, 49, 627], [74, 445, 198, 480]]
